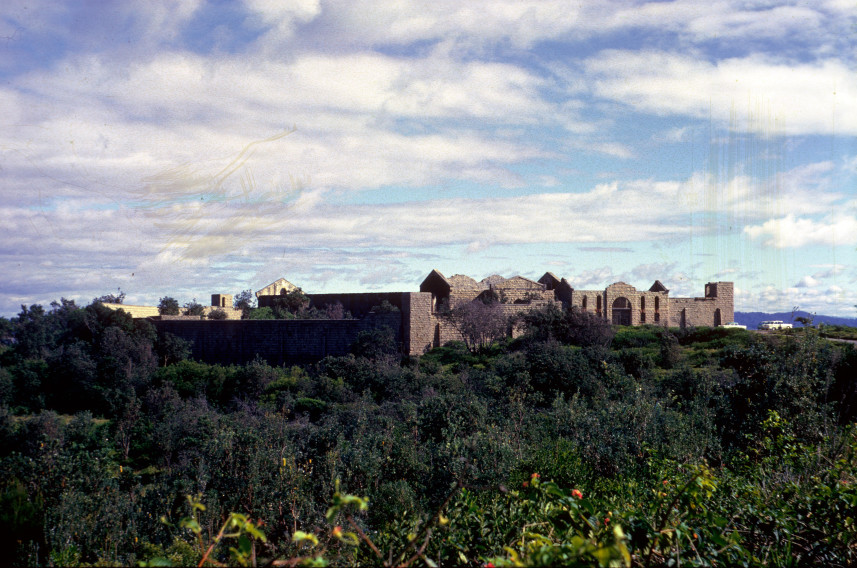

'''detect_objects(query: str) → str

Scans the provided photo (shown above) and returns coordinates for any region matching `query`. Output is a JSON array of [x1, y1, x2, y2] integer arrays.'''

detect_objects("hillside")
[[735, 310, 857, 329]]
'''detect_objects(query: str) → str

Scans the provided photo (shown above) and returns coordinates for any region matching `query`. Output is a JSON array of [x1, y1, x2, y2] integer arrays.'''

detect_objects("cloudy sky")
[[1, 0, 855, 317]]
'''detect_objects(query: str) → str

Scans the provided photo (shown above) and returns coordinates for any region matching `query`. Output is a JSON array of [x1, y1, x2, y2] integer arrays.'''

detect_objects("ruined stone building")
[[109, 269, 733, 365], [409, 270, 733, 355]]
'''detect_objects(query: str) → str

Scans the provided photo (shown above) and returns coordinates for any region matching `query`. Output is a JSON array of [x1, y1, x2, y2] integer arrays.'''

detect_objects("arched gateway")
[[612, 297, 632, 325]]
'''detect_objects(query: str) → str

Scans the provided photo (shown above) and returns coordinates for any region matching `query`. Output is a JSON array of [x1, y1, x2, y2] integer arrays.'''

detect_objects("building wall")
[[402, 292, 435, 355], [668, 282, 733, 328], [153, 313, 401, 365]]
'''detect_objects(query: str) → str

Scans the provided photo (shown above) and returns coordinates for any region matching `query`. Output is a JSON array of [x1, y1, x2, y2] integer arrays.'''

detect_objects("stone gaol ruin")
[[110, 270, 734, 365]]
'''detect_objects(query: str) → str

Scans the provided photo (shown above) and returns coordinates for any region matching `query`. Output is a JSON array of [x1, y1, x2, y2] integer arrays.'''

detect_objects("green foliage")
[[233, 290, 256, 319], [370, 300, 400, 313], [207, 308, 228, 320], [158, 297, 180, 316], [183, 300, 206, 317], [247, 306, 275, 320], [4, 292, 857, 566], [351, 326, 399, 360], [521, 304, 615, 348], [270, 289, 311, 318]]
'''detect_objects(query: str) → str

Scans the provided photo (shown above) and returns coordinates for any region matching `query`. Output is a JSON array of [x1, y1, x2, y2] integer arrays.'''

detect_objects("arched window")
[[582, 296, 588, 311], [640, 296, 646, 322]]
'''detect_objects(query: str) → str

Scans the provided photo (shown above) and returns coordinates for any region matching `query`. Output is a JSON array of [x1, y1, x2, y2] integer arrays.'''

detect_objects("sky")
[[1, 0, 856, 318]]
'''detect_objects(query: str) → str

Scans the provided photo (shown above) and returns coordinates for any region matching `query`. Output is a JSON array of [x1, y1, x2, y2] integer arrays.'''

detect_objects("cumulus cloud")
[[795, 275, 821, 288], [585, 52, 857, 135], [1, 1, 855, 316], [745, 214, 857, 248]]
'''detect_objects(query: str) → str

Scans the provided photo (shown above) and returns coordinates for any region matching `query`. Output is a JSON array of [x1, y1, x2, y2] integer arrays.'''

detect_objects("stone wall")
[[402, 292, 435, 355], [668, 282, 733, 328], [102, 303, 161, 318], [152, 312, 401, 365]]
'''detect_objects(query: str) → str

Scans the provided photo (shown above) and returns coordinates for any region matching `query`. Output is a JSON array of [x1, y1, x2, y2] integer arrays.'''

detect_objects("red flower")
[[522, 481, 529, 487], [531, 473, 540, 479], [571, 489, 583, 499]]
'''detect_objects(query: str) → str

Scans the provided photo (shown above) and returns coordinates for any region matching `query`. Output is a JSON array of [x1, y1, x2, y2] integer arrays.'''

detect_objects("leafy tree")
[[207, 308, 228, 320], [92, 289, 125, 304], [271, 289, 310, 318], [158, 296, 180, 316], [521, 304, 614, 348], [155, 331, 192, 366], [13, 304, 55, 359], [351, 327, 399, 360], [247, 307, 275, 320], [233, 289, 256, 318], [445, 300, 508, 352], [184, 299, 206, 317]]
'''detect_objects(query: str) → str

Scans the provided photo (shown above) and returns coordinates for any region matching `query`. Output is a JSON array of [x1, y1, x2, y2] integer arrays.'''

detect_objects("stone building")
[[108, 269, 733, 364], [405, 270, 733, 354]]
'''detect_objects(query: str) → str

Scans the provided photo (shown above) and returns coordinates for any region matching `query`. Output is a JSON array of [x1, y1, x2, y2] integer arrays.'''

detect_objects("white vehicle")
[[758, 320, 793, 330], [720, 322, 747, 330]]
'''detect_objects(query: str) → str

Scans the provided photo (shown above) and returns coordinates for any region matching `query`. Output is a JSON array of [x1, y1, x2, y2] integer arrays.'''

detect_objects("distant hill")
[[735, 311, 857, 329]]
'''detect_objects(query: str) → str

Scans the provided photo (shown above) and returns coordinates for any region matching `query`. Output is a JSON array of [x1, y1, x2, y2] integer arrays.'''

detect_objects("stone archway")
[[611, 297, 631, 325]]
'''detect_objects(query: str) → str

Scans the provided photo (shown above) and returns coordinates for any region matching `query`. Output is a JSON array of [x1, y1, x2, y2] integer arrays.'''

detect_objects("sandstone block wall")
[[668, 282, 733, 328], [402, 292, 435, 355]]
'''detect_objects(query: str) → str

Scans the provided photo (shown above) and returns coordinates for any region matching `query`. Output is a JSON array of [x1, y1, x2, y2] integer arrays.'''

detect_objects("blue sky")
[[1, 0, 855, 317]]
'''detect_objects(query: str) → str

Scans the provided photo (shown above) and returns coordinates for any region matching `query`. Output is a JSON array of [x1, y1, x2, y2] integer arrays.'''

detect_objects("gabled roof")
[[447, 274, 482, 289], [255, 278, 299, 298], [419, 269, 451, 294], [492, 275, 544, 290], [538, 272, 561, 287], [480, 274, 506, 288], [649, 280, 669, 293]]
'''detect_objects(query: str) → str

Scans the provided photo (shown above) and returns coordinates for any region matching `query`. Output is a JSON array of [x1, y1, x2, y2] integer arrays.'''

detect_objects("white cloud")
[[795, 275, 820, 288], [745, 214, 857, 248], [585, 52, 857, 135]]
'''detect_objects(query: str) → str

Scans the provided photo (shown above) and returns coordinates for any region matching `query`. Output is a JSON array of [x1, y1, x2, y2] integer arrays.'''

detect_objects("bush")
[[158, 297, 180, 316]]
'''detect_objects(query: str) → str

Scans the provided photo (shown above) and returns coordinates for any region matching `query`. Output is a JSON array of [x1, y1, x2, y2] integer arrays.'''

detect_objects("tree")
[[271, 289, 310, 318], [207, 309, 228, 320], [158, 297, 180, 316], [247, 307, 275, 320], [184, 299, 206, 317], [521, 304, 614, 348], [351, 327, 399, 360], [446, 300, 508, 352], [156, 332, 192, 366], [92, 289, 125, 305], [233, 290, 256, 319]]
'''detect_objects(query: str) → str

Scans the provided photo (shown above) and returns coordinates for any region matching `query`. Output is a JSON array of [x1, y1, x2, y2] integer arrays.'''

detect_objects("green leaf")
[[293, 530, 319, 545]]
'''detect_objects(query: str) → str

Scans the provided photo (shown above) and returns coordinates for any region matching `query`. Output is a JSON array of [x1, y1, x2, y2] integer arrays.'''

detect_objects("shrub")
[[158, 297, 180, 316]]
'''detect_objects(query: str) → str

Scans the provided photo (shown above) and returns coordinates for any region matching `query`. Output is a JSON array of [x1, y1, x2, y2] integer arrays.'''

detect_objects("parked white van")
[[758, 320, 793, 330]]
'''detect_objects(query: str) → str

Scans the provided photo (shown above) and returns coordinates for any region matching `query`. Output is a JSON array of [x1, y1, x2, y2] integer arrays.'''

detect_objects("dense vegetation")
[[1, 299, 857, 566]]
